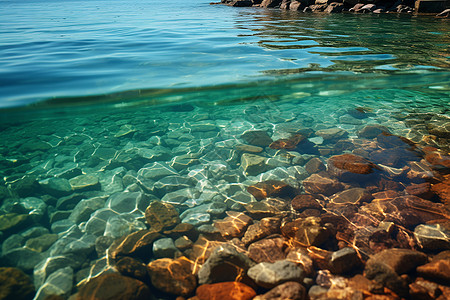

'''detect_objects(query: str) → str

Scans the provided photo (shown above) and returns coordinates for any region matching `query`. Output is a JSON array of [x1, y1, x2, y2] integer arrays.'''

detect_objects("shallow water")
[[0, 0, 449, 299]]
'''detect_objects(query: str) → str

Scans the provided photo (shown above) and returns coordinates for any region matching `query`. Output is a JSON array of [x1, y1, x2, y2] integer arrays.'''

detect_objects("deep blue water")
[[0, 0, 449, 109]]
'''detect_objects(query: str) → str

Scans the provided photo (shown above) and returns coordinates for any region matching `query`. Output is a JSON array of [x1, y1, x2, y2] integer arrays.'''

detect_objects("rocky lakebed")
[[0, 89, 449, 300]]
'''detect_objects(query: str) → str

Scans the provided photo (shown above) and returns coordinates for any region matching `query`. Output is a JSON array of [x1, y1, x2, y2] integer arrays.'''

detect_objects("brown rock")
[[241, 130, 273, 147], [244, 200, 281, 219], [431, 174, 450, 205], [405, 182, 434, 199], [196, 282, 256, 300], [214, 211, 253, 239], [145, 201, 180, 232], [77, 273, 151, 300], [303, 173, 344, 196], [417, 259, 450, 282], [247, 180, 296, 200], [293, 216, 332, 247], [269, 134, 305, 150], [235, 144, 264, 153], [248, 235, 286, 263], [115, 256, 149, 283], [0, 267, 35, 300], [328, 154, 379, 181], [286, 248, 314, 276], [253, 281, 306, 300], [109, 230, 162, 261], [190, 235, 224, 269], [329, 188, 372, 205], [148, 257, 196, 296], [242, 217, 281, 245], [305, 157, 326, 174], [366, 248, 428, 275], [291, 194, 323, 212], [163, 222, 199, 241]]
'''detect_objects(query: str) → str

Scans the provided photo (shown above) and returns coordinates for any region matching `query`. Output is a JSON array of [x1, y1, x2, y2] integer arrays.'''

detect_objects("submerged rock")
[[196, 281, 256, 300], [0, 267, 35, 300], [76, 273, 151, 300], [247, 260, 305, 289]]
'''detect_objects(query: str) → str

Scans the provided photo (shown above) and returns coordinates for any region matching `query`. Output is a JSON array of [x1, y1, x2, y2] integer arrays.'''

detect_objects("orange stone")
[[247, 180, 295, 200], [196, 282, 256, 300], [328, 154, 378, 175], [269, 134, 305, 150]]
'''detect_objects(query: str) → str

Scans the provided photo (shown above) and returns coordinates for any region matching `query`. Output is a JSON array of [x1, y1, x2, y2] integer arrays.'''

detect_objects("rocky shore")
[[0, 89, 449, 300], [214, 0, 450, 17]]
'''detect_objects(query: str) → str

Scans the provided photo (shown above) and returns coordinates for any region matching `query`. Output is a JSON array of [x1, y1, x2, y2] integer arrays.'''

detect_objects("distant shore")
[[212, 0, 450, 17]]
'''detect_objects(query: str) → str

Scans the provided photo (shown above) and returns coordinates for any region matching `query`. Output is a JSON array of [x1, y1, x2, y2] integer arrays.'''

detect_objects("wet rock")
[[248, 260, 305, 289], [137, 161, 178, 183], [77, 273, 151, 300], [240, 153, 267, 176], [329, 247, 361, 274], [365, 248, 428, 297], [69, 196, 106, 223], [95, 235, 114, 256], [114, 124, 136, 137], [104, 215, 147, 239], [0, 267, 35, 300], [152, 237, 178, 258], [106, 191, 148, 215], [291, 194, 323, 216], [9, 175, 40, 198], [34, 267, 73, 300], [33, 256, 76, 289], [286, 248, 314, 276], [248, 235, 286, 263], [1, 248, 44, 272], [145, 201, 180, 232], [417, 256, 450, 283], [431, 174, 450, 205], [2, 234, 25, 254], [415, 0, 446, 13], [116, 256, 150, 283], [69, 174, 100, 191], [0, 213, 30, 233], [247, 180, 296, 200], [405, 182, 434, 199], [148, 256, 196, 296], [196, 281, 256, 300], [242, 217, 281, 245], [235, 144, 264, 153], [84, 207, 120, 236], [325, 2, 344, 13], [109, 230, 162, 261], [161, 187, 199, 207], [163, 222, 199, 241], [214, 211, 252, 239], [241, 130, 273, 147], [25, 233, 58, 252], [39, 177, 72, 197], [174, 236, 193, 250], [291, 217, 332, 247], [244, 200, 282, 219], [198, 243, 255, 285], [329, 188, 372, 205], [315, 127, 348, 141], [260, 0, 283, 8], [358, 124, 390, 139], [270, 134, 305, 150], [328, 153, 379, 181], [253, 281, 306, 300], [414, 224, 450, 251], [303, 173, 344, 196], [305, 157, 326, 174], [153, 175, 196, 195]]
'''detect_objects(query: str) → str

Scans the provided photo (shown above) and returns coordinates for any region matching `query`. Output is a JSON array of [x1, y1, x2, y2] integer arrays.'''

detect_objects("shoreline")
[[212, 0, 450, 17]]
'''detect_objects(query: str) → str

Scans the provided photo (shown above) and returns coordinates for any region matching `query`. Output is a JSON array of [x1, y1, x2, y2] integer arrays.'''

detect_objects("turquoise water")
[[0, 0, 450, 299]]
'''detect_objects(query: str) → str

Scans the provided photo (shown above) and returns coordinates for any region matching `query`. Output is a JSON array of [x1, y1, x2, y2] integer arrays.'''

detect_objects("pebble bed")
[[0, 87, 449, 300]]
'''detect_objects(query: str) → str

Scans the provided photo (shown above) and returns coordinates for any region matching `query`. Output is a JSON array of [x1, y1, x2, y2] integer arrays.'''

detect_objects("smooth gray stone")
[[98, 167, 126, 194], [34, 266, 73, 300], [181, 212, 210, 226], [1, 247, 45, 272], [104, 215, 146, 239], [137, 162, 178, 182], [248, 260, 305, 289], [20, 226, 50, 239], [34, 256, 76, 288], [105, 191, 149, 215], [95, 235, 115, 257], [152, 237, 178, 258], [19, 197, 47, 220], [161, 188, 199, 206], [1, 234, 25, 255], [50, 233, 96, 258], [51, 219, 76, 234], [198, 244, 256, 285], [39, 177, 72, 197], [84, 208, 120, 236], [69, 196, 107, 224], [153, 175, 196, 195]]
